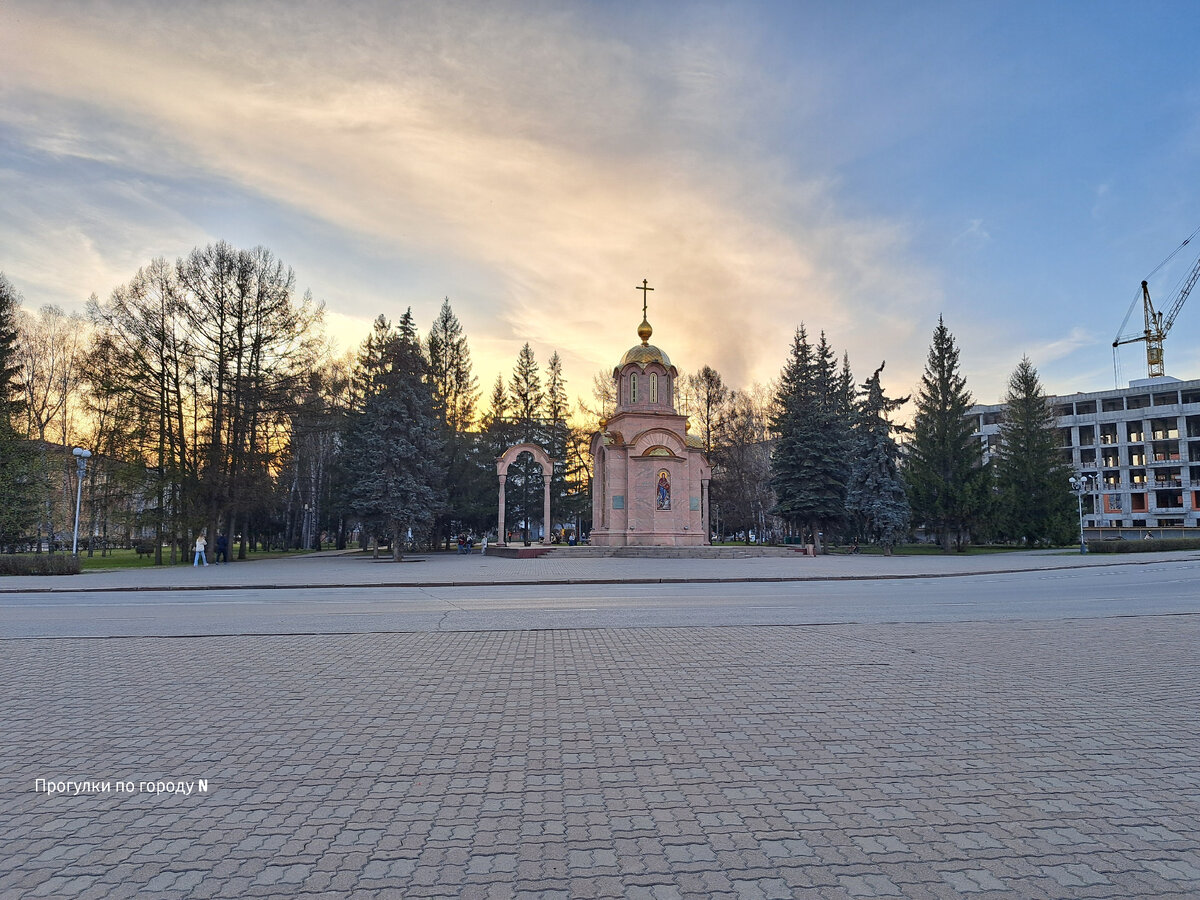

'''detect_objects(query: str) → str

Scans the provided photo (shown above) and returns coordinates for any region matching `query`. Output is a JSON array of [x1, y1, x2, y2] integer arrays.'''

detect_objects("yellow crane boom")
[[1112, 230, 1200, 379]]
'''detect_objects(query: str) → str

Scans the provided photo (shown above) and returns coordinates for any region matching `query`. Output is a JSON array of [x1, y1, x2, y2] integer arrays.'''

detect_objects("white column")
[[542, 466, 552, 545], [497, 473, 507, 546]]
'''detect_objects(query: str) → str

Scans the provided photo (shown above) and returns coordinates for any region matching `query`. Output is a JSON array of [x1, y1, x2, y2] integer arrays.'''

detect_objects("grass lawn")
[[862, 544, 1028, 556]]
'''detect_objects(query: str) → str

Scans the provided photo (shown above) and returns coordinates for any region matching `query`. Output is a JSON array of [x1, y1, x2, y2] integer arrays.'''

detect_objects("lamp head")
[[72, 447, 92, 459]]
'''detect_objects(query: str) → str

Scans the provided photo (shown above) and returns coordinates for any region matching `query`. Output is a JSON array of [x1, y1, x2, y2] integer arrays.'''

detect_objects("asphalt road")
[[3, 557, 1196, 639]]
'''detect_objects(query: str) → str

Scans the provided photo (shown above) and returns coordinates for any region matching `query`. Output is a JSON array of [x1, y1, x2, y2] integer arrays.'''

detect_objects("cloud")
[[952, 218, 991, 248], [1, 0, 941, 404]]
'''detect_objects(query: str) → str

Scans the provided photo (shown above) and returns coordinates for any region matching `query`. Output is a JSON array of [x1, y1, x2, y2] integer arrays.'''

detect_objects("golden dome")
[[619, 343, 672, 368], [619, 311, 671, 368]]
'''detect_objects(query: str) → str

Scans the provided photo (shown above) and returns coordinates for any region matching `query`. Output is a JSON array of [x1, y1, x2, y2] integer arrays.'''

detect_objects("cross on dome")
[[636, 278, 654, 344]]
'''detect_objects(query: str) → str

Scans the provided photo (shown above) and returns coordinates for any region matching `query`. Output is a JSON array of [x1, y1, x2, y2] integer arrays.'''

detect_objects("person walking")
[[215, 532, 229, 564], [193, 532, 208, 567]]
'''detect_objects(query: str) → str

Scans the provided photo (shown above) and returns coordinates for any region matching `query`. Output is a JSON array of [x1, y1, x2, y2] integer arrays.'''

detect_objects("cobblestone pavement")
[[3, 614, 1198, 898]]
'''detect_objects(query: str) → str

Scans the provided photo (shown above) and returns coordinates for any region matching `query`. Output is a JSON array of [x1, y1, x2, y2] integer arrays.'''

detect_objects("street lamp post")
[[71, 448, 92, 555], [1069, 475, 1090, 555]]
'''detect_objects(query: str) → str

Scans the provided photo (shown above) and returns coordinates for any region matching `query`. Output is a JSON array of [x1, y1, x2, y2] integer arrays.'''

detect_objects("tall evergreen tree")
[[0, 274, 21, 412], [846, 363, 910, 554], [545, 351, 569, 432], [509, 342, 544, 434], [344, 309, 445, 559], [769, 326, 851, 552], [426, 298, 487, 545], [482, 373, 511, 459], [352, 315, 396, 411], [993, 357, 1076, 545], [505, 343, 546, 541], [544, 351, 574, 532], [426, 298, 479, 434], [905, 316, 989, 551], [0, 273, 39, 551]]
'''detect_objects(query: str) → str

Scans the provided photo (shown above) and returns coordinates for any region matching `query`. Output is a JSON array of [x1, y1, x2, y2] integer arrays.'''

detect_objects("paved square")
[[3, 616, 1198, 898]]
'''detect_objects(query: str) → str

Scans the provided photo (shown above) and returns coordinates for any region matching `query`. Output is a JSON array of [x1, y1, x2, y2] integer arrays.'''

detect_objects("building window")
[[630, 374, 638, 404], [1150, 417, 1179, 440], [650, 373, 658, 404]]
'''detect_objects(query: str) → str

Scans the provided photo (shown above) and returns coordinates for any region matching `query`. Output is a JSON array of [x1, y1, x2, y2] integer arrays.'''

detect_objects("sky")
[[3, 0, 1200, 416]]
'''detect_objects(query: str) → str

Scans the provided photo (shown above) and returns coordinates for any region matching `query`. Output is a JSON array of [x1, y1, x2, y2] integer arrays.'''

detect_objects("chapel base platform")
[[486, 545, 813, 559]]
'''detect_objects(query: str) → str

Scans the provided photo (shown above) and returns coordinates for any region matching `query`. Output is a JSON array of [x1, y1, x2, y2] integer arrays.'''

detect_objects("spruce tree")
[[0, 274, 21, 414], [769, 326, 851, 552], [0, 273, 38, 550], [505, 343, 546, 542], [846, 363, 910, 554], [993, 356, 1076, 545], [509, 342, 544, 435], [344, 309, 445, 559], [545, 351, 569, 432], [352, 314, 396, 412], [544, 352, 576, 532], [426, 298, 487, 545], [905, 317, 988, 551]]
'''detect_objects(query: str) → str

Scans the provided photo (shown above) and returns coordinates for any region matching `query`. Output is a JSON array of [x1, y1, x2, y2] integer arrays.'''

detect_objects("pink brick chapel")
[[589, 281, 712, 546]]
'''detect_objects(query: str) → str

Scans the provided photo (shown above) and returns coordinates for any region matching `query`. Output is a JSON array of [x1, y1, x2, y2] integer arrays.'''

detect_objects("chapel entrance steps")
[[536, 546, 812, 559]]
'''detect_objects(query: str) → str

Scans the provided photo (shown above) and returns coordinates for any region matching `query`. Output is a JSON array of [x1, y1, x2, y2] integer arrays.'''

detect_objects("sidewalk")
[[3, 546, 1197, 593]]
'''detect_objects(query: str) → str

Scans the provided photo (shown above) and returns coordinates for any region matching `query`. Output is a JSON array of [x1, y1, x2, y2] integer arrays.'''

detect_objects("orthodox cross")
[[636, 278, 654, 318]]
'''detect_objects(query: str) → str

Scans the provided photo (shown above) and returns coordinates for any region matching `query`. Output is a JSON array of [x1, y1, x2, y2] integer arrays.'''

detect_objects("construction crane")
[[1112, 226, 1200, 380]]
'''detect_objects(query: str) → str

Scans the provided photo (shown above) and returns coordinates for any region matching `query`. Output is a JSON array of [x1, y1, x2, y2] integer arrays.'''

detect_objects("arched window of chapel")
[[630, 373, 638, 404], [650, 373, 659, 404]]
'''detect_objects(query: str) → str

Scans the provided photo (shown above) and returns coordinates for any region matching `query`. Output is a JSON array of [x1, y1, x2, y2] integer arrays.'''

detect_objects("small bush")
[[0, 554, 83, 575], [1087, 537, 1200, 554]]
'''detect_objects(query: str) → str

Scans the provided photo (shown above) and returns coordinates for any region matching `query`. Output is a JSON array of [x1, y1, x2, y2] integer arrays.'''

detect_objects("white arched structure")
[[495, 443, 557, 546]]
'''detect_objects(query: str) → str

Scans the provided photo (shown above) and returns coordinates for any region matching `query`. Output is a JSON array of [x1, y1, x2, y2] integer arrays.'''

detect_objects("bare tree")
[[686, 365, 730, 456]]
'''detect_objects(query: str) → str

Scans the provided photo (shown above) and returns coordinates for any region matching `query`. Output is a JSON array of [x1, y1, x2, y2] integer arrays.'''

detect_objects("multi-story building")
[[969, 375, 1200, 536]]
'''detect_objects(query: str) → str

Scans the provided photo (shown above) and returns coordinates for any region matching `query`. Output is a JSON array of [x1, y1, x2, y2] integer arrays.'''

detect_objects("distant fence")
[[1085, 526, 1200, 543]]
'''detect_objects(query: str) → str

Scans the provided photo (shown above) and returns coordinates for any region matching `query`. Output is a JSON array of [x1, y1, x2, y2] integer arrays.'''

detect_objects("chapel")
[[589, 282, 712, 546]]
